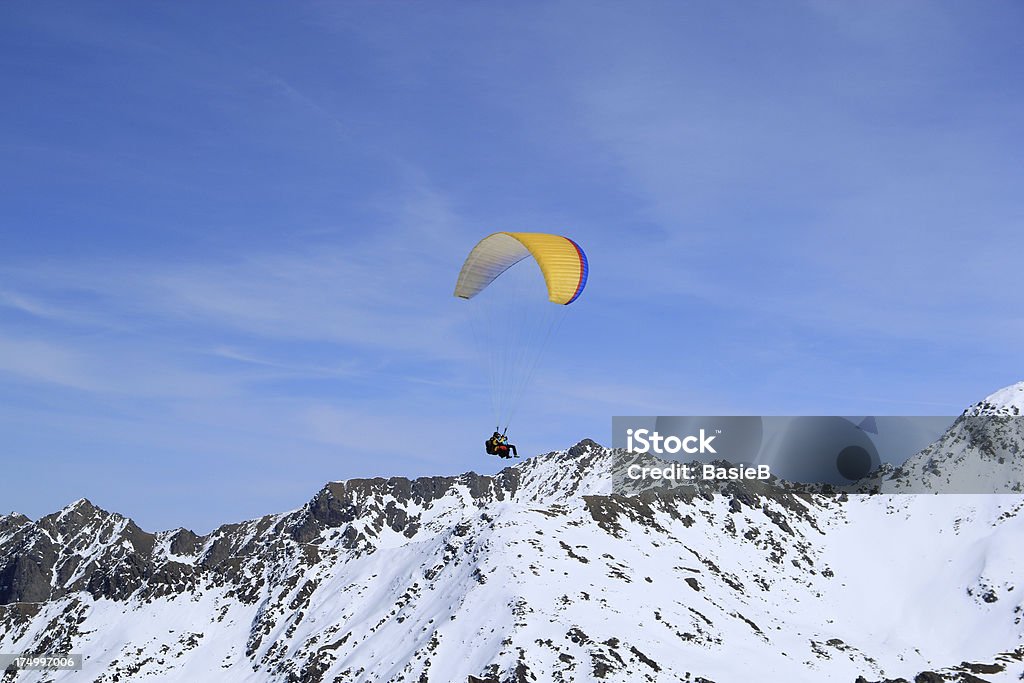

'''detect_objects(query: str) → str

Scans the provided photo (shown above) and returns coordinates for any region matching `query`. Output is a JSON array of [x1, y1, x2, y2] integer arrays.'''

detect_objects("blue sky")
[[2, 1, 1022, 533]]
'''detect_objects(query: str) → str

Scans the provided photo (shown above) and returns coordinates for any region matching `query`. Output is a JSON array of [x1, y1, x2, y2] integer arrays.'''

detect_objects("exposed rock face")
[[1, 384, 1023, 682], [877, 384, 1024, 494], [965, 382, 1024, 417]]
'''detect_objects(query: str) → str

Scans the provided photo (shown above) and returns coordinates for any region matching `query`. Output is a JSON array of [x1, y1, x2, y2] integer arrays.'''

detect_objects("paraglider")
[[454, 232, 588, 456], [485, 431, 518, 459]]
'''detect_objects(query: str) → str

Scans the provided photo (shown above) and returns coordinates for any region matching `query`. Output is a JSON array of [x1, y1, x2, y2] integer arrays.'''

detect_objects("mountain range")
[[2, 383, 1024, 682]]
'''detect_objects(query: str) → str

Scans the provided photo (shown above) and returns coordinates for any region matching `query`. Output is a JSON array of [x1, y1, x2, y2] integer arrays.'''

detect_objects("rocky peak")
[[963, 381, 1024, 416], [36, 498, 110, 539], [568, 438, 603, 456]]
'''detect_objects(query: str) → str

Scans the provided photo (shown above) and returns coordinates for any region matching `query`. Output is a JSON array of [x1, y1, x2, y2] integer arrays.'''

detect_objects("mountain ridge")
[[2, 386, 1024, 682]]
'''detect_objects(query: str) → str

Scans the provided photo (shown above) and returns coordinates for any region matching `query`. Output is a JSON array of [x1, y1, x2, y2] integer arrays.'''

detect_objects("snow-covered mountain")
[[879, 382, 1024, 494], [967, 383, 1024, 416], [2, 384, 1024, 683]]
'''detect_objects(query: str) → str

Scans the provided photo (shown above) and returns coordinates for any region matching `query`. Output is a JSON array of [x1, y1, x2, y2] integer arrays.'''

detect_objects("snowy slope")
[[2, 386, 1024, 683], [879, 380, 1024, 494], [967, 382, 1024, 416]]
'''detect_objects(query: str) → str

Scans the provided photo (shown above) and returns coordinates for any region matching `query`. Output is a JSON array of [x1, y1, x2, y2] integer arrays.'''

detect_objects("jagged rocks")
[[2, 412, 1024, 682]]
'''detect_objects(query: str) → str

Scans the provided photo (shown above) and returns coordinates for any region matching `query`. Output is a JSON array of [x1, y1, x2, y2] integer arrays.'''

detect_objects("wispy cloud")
[[1, 186, 478, 367], [568, 5, 1023, 349], [0, 335, 99, 391]]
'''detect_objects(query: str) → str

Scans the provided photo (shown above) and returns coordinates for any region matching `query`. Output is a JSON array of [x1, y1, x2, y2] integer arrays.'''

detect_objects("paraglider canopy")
[[454, 231, 588, 435], [454, 232, 588, 305]]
